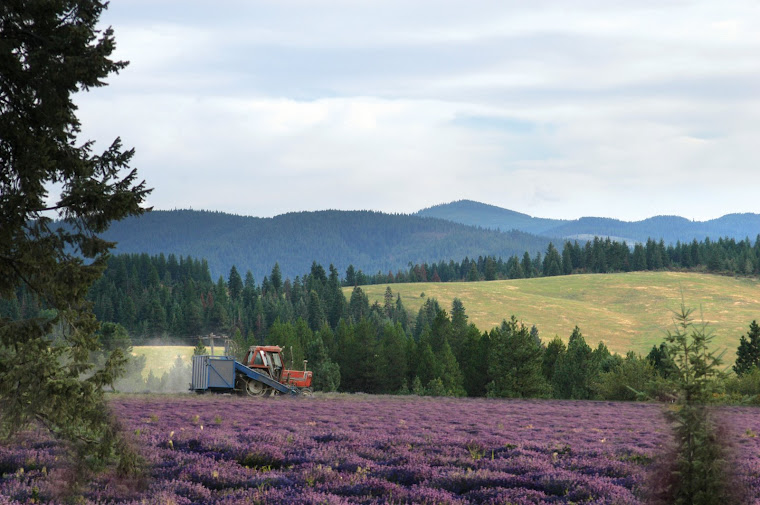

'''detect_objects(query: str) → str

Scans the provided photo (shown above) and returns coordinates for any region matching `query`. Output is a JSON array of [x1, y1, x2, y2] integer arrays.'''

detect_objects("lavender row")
[[2, 395, 759, 504]]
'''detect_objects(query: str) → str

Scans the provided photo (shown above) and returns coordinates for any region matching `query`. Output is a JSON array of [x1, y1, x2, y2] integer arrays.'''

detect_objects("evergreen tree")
[[305, 335, 340, 392], [411, 376, 425, 395], [0, 0, 149, 476], [646, 342, 673, 377], [593, 352, 655, 401], [484, 257, 497, 280], [450, 298, 468, 356], [228, 266, 243, 302], [98, 322, 132, 353], [592, 341, 618, 373], [230, 327, 248, 361], [333, 320, 354, 384], [552, 327, 595, 399], [542, 243, 562, 277], [451, 298, 468, 332], [632, 244, 647, 271], [467, 262, 480, 281], [324, 265, 346, 328], [561, 242, 574, 274], [413, 297, 441, 340], [383, 286, 394, 318], [415, 337, 440, 387], [345, 265, 357, 286], [193, 339, 207, 356], [487, 317, 549, 398], [436, 340, 466, 396], [307, 291, 326, 332], [268, 320, 301, 363], [348, 286, 370, 322], [270, 263, 283, 295], [522, 252, 533, 278], [507, 255, 524, 279], [378, 323, 409, 393], [428, 309, 452, 351], [542, 336, 566, 385], [459, 327, 486, 396], [343, 319, 380, 393], [658, 303, 736, 504], [734, 320, 760, 376]]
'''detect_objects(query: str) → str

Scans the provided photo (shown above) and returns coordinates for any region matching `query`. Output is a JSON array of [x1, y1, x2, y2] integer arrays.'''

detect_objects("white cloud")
[[75, 0, 760, 221]]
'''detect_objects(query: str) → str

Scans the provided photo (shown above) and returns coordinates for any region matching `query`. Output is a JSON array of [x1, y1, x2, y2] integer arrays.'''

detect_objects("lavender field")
[[1, 395, 759, 504]]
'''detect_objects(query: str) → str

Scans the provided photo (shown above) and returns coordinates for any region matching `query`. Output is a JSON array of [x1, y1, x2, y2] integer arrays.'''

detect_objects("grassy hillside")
[[350, 272, 760, 357]]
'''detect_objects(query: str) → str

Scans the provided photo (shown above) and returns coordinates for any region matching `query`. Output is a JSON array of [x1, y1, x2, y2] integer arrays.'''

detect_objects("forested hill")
[[101, 209, 552, 280], [417, 200, 760, 244], [417, 200, 563, 235]]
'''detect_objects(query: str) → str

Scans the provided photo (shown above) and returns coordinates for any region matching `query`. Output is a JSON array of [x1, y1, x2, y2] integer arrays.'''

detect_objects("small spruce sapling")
[[654, 302, 742, 505], [193, 339, 207, 356]]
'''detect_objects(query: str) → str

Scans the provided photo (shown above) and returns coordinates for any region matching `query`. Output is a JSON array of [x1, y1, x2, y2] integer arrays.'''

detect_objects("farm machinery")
[[190, 345, 313, 396]]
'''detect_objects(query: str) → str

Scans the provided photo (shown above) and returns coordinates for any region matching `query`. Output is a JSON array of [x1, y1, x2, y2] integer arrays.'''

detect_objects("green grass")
[[131, 345, 224, 379], [347, 271, 760, 358]]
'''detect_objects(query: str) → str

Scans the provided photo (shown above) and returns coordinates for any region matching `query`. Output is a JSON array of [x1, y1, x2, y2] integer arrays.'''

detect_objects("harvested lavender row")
[[1, 396, 759, 504]]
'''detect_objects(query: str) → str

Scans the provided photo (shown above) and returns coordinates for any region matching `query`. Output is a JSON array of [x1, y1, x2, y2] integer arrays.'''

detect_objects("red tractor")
[[238, 345, 313, 396]]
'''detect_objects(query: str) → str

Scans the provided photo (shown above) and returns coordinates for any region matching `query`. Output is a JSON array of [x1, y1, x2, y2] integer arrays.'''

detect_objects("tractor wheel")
[[244, 378, 268, 397], [300, 387, 314, 397]]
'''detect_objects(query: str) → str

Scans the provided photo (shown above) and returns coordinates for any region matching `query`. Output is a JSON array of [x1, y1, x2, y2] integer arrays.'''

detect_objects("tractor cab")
[[244, 345, 284, 381], [243, 345, 313, 390]]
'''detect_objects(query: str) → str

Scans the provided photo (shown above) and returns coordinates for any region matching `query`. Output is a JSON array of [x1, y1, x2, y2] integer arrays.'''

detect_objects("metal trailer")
[[190, 355, 299, 395]]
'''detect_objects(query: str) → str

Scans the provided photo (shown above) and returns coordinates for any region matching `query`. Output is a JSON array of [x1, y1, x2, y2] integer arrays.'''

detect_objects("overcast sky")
[[76, 0, 760, 221]]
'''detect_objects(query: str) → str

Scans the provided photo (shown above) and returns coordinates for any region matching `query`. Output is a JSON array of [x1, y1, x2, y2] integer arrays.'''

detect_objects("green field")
[[130, 346, 191, 379], [348, 272, 760, 357]]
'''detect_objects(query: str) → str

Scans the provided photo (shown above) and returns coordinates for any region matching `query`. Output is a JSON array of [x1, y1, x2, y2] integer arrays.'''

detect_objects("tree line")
[[349, 235, 760, 285], [5, 251, 760, 403]]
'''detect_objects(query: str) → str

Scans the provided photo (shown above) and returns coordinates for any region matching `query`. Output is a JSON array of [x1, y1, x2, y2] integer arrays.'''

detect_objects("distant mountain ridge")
[[416, 200, 760, 244], [99, 203, 759, 281], [101, 209, 552, 280]]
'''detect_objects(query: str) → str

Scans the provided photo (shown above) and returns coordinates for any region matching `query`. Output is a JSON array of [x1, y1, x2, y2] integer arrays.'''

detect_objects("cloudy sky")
[[77, 0, 760, 221]]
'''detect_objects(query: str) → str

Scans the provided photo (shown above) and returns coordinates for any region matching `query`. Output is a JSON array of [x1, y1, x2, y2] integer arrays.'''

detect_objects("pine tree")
[[307, 291, 326, 332], [415, 339, 439, 387], [348, 286, 369, 322], [228, 266, 244, 302], [733, 320, 760, 376], [0, 0, 149, 476], [378, 323, 409, 393], [487, 317, 549, 398], [459, 326, 487, 396], [467, 262, 480, 281], [658, 303, 736, 504], [193, 339, 207, 356], [324, 265, 345, 329], [270, 263, 283, 295], [542, 243, 562, 277], [383, 286, 394, 318], [305, 335, 340, 392], [552, 327, 595, 399], [450, 298, 468, 356], [436, 340, 466, 396]]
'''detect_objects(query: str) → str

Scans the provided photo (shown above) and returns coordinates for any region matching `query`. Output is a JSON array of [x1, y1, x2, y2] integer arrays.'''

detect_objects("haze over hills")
[[416, 200, 760, 244], [101, 209, 552, 280]]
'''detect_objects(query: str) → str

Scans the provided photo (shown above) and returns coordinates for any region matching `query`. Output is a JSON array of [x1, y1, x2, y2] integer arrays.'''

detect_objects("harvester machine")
[[190, 345, 313, 396]]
